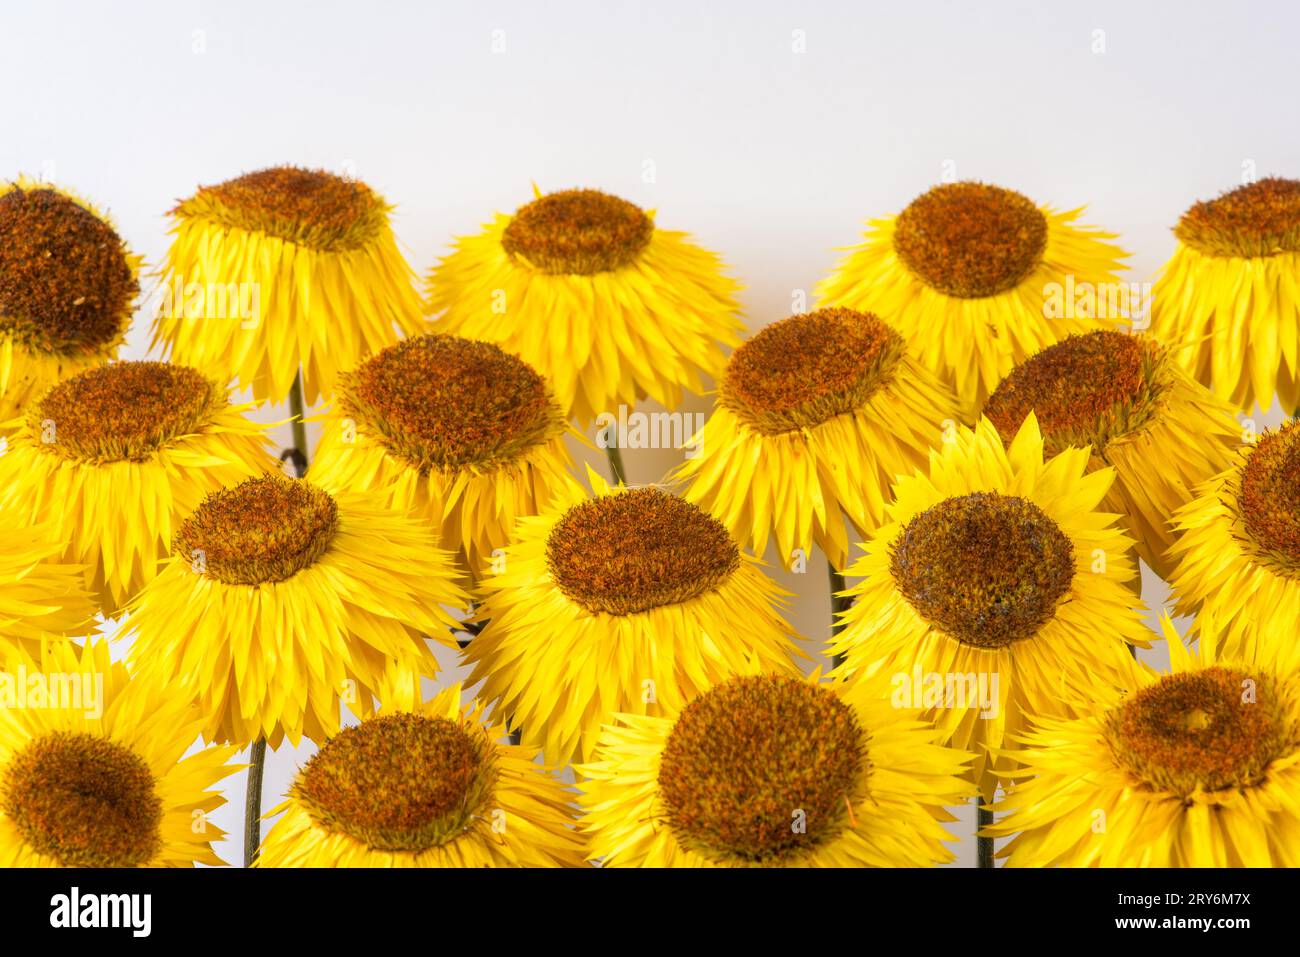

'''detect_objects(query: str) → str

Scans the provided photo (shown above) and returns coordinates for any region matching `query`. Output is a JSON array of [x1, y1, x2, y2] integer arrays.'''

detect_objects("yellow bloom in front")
[[463, 469, 804, 766], [0, 361, 277, 616], [0, 639, 238, 867], [425, 187, 743, 426], [122, 474, 467, 747], [0, 178, 141, 424], [150, 166, 425, 405], [257, 682, 584, 867], [817, 181, 1130, 417], [310, 334, 576, 587], [1149, 177, 1300, 413], [1169, 419, 1300, 671], [0, 517, 97, 658], [987, 616, 1300, 867], [983, 331, 1240, 579], [577, 672, 971, 867], [830, 415, 1151, 797], [674, 307, 959, 570]]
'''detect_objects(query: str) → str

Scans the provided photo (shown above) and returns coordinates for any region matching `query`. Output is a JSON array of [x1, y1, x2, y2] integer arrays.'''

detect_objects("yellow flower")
[[463, 469, 804, 766], [830, 415, 1151, 797], [674, 307, 959, 570], [1149, 177, 1300, 413], [122, 474, 467, 747], [150, 166, 425, 405], [257, 682, 584, 867], [0, 516, 96, 658], [0, 639, 238, 867], [577, 672, 971, 867], [1169, 418, 1300, 671], [310, 334, 576, 586], [983, 331, 1240, 579], [425, 187, 742, 426], [0, 178, 141, 424], [0, 361, 277, 615], [987, 615, 1300, 866], [817, 181, 1130, 417]]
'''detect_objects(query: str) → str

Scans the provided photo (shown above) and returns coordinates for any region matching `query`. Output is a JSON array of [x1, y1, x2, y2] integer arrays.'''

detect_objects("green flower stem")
[[245, 369, 310, 867]]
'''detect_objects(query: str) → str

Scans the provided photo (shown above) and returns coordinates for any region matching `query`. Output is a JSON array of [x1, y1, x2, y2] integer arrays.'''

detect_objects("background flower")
[[0, 361, 277, 615], [426, 187, 743, 426], [817, 181, 1130, 417], [675, 307, 959, 571], [150, 166, 425, 406], [577, 672, 971, 867], [0, 639, 238, 867], [0, 177, 141, 424], [1149, 177, 1300, 414], [257, 682, 584, 868]]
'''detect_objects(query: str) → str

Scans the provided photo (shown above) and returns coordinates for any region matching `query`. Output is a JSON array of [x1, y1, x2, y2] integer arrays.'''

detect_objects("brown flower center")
[[2, 731, 163, 867], [0, 186, 137, 355], [502, 189, 653, 274], [340, 335, 564, 472], [1107, 668, 1289, 798], [657, 675, 863, 865], [173, 166, 387, 252], [174, 476, 339, 585], [1237, 422, 1300, 570], [893, 182, 1048, 298], [890, 492, 1075, 649], [29, 361, 219, 464], [294, 713, 494, 852], [721, 309, 906, 434], [547, 488, 740, 616], [1175, 177, 1300, 258], [984, 331, 1161, 458]]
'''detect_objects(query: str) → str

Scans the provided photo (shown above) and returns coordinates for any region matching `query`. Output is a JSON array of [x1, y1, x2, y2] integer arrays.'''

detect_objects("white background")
[[3, 0, 1298, 867]]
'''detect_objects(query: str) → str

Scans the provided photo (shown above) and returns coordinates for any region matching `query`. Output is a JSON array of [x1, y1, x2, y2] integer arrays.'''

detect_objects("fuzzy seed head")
[[294, 713, 495, 852], [2, 731, 163, 868], [721, 308, 906, 434], [174, 166, 387, 252], [30, 361, 219, 464], [1175, 177, 1300, 258], [502, 189, 653, 274], [985, 331, 1161, 458], [0, 186, 137, 355], [890, 491, 1075, 649], [547, 488, 740, 616], [1237, 421, 1300, 571], [657, 675, 864, 865], [340, 334, 564, 473], [1107, 668, 1290, 798], [893, 181, 1047, 298], [173, 475, 339, 585]]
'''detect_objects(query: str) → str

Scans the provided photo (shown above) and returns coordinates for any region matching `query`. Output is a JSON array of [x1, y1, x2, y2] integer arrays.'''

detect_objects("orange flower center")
[[721, 308, 906, 434], [984, 331, 1161, 457], [340, 334, 564, 472], [657, 675, 863, 864], [174, 166, 387, 252], [30, 361, 218, 464], [1238, 422, 1300, 571], [2, 731, 163, 867], [890, 492, 1075, 649], [1175, 177, 1300, 258], [1107, 668, 1289, 797], [502, 189, 653, 274], [547, 488, 739, 616], [893, 182, 1047, 298], [174, 476, 339, 585], [294, 713, 495, 852], [0, 186, 137, 355]]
